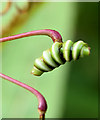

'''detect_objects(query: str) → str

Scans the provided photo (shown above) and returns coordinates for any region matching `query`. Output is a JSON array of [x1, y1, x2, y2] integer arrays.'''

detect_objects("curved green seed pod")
[[42, 49, 59, 68], [63, 40, 73, 62], [72, 41, 88, 60], [32, 40, 90, 76], [50, 42, 65, 65]]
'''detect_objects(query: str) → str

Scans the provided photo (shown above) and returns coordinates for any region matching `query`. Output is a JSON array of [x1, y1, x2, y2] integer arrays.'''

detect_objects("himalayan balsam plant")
[[0, 29, 90, 119]]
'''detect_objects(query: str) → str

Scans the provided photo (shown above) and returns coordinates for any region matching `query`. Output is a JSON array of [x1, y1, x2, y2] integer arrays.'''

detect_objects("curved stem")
[[0, 73, 47, 119], [0, 29, 62, 43], [0, 29, 63, 118], [0, 1, 12, 15]]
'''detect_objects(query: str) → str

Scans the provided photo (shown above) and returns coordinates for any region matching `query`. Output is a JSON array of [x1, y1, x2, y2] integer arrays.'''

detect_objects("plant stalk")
[[0, 29, 62, 43], [0, 73, 47, 119], [0, 29, 63, 118]]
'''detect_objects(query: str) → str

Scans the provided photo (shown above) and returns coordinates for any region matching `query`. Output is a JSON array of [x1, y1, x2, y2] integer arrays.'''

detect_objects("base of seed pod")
[[31, 66, 43, 76]]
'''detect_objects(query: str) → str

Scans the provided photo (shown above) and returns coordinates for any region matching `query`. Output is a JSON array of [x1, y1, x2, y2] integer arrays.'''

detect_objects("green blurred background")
[[1, 2, 98, 118]]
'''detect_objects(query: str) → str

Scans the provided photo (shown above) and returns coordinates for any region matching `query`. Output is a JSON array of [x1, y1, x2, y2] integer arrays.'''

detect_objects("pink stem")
[[0, 73, 47, 116], [0, 29, 63, 118], [0, 29, 62, 43]]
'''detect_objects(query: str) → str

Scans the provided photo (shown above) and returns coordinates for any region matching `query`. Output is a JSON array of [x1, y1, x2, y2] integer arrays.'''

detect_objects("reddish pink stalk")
[[0, 73, 47, 118], [0, 29, 62, 118], [0, 29, 62, 43]]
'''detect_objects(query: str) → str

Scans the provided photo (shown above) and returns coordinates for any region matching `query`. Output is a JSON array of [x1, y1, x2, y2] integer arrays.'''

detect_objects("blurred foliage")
[[1, 2, 98, 118], [1, 1, 41, 36]]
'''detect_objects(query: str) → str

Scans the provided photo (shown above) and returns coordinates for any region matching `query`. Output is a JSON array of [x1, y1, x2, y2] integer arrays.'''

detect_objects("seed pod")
[[31, 40, 90, 76]]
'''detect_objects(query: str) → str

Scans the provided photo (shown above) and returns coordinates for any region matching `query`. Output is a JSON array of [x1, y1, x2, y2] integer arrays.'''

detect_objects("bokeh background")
[[1, 1, 98, 118]]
